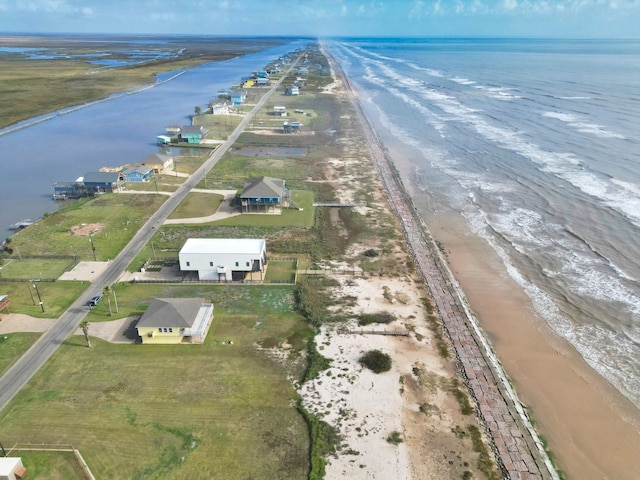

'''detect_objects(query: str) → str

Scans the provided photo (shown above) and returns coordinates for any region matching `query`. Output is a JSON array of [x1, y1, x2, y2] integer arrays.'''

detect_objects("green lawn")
[[0, 281, 88, 318], [168, 193, 225, 220], [264, 260, 298, 284], [5, 194, 166, 261], [215, 190, 315, 228], [0, 257, 74, 280], [6, 451, 86, 480], [0, 285, 312, 480], [0, 333, 42, 376]]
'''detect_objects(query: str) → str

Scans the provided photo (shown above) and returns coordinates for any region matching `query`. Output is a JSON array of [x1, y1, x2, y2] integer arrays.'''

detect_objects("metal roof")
[[180, 238, 266, 255]]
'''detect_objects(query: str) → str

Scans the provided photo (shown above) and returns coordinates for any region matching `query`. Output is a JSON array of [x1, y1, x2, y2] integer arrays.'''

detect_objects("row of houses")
[[53, 154, 174, 199], [157, 125, 209, 146]]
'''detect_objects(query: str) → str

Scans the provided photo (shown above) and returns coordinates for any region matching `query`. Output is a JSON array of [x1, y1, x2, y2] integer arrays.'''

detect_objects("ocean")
[[325, 38, 640, 410]]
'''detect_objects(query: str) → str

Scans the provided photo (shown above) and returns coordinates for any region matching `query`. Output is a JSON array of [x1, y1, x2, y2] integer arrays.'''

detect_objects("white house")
[[179, 238, 267, 281]]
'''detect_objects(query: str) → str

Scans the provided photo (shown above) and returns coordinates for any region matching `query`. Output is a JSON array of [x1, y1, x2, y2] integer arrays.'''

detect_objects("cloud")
[[408, 0, 425, 19]]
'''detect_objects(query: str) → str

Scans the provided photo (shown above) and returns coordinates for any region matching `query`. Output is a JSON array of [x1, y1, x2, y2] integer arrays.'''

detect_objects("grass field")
[[168, 193, 225, 220], [0, 257, 74, 280], [0, 281, 88, 318], [0, 333, 42, 376], [0, 285, 312, 480], [5, 194, 166, 260], [6, 451, 86, 480]]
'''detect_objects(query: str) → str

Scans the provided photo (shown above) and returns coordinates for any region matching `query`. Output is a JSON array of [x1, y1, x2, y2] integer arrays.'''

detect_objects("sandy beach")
[[429, 211, 640, 479]]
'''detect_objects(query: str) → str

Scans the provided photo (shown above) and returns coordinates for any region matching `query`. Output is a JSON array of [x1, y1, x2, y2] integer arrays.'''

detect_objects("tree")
[[103, 285, 113, 316], [194, 105, 201, 115], [80, 320, 91, 348]]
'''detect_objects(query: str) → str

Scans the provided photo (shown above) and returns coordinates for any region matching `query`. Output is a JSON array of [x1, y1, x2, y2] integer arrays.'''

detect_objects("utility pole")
[[112, 285, 119, 314], [89, 236, 96, 261], [32, 282, 44, 312]]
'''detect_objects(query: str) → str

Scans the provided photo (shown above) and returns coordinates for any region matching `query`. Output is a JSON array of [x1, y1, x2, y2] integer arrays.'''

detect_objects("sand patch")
[[69, 223, 105, 236]]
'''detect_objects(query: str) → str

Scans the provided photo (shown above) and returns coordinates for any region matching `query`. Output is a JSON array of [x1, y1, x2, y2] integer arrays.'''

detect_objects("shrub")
[[359, 349, 392, 373], [363, 248, 379, 257], [386, 431, 403, 445], [357, 311, 395, 326]]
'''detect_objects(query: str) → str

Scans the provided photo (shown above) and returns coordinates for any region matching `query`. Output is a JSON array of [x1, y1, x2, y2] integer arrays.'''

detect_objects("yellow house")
[[136, 298, 214, 345]]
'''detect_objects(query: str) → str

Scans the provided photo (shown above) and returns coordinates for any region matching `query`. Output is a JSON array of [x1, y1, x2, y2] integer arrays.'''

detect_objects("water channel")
[[0, 39, 306, 242]]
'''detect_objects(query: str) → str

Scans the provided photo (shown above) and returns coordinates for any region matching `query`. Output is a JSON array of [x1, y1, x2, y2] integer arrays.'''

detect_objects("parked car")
[[88, 295, 102, 308]]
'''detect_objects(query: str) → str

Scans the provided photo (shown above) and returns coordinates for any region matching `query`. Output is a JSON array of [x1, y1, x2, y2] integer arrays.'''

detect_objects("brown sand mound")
[[69, 223, 104, 236]]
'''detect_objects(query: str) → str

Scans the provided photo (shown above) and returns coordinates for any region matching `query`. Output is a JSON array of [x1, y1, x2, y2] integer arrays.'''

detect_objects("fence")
[[7, 442, 95, 480]]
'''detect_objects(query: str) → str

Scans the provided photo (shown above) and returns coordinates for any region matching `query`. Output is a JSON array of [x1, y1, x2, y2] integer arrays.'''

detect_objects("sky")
[[0, 0, 638, 38]]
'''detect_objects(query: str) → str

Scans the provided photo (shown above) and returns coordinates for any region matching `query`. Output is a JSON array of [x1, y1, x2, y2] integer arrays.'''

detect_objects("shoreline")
[[322, 45, 554, 478], [371, 85, 640, 477], [428, 210, 640, 479]]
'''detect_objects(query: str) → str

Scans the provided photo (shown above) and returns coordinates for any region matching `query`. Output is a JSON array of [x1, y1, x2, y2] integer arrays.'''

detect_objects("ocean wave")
[[357, 53, 640, 228], [542, 111, 625, 139], [466, 208, 640, 408]]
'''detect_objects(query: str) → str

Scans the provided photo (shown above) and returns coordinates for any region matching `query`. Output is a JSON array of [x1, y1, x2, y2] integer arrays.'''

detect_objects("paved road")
[[0, 56, 299, 413]]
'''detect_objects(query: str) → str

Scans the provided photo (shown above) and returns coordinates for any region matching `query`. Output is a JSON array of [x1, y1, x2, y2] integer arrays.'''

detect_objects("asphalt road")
[[0, 56, 298, 413]]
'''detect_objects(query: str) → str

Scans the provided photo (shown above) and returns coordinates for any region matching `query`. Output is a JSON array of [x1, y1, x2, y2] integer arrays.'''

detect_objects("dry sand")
[[299, 276, 494, 480]]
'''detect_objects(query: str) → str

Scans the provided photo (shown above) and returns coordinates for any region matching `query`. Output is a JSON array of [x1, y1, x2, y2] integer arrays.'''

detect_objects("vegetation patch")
[[357, 311, 395, 326], [359, 349, 392, 373]]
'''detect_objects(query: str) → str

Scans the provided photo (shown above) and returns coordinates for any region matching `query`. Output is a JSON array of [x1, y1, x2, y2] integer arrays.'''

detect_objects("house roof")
[[123, 165, 153, 175], [142, 153, 173, 165], [180, 238, 266, 255], [241, 176, 285, 199], [83, 171, 123, 183], [137, 298, 206, 328], [0, 457, 23, 475], [180, 126, 208, 135]]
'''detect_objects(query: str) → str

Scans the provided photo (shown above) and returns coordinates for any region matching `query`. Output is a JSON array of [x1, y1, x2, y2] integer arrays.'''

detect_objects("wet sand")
[[391, 147, 640, 479]]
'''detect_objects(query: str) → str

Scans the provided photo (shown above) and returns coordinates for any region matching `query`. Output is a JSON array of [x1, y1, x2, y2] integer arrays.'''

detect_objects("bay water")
[[0, 38, 305, 240]]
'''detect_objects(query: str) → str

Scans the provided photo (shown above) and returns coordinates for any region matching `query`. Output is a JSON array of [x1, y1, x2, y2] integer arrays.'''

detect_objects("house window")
[[246, 262, 250, 267], [235, 262, 239, 267], [168, 327, 173, 333], [186, 261, 190, 267], [210, 262, 214, 267]]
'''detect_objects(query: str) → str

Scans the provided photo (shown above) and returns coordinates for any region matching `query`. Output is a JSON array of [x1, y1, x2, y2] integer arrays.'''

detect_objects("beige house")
[[141, 153, 174, 174], [136, 298, 214, 345], [0, 457, 26, 480]]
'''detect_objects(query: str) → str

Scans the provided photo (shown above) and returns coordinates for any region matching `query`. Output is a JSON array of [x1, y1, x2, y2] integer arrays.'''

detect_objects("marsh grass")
[[0, 37, 287, 129]]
